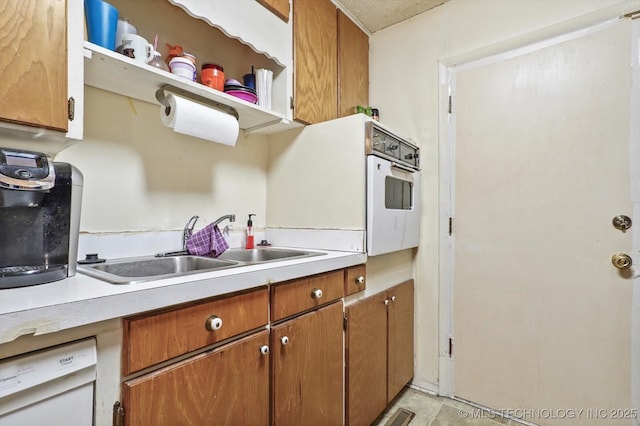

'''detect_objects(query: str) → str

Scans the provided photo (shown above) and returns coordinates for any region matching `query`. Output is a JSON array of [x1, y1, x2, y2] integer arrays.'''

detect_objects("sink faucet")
[[155, 214, 235, 258], [182, 215, 199, 251], [212, 214, 236, 227]]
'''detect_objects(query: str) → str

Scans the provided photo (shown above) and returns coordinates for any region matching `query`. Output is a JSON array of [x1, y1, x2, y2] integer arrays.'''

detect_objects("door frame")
[[437, 6, 640, 405]]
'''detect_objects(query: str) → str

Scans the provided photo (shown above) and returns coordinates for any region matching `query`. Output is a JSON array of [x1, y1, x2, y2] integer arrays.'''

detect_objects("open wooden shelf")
[[83, 42, 294, 134]]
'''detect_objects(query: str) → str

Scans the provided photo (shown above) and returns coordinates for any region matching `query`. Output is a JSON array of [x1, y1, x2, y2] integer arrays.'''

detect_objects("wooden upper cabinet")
[[0, 0, 68, 132], [337, 10, 368, 118], [293, 0, 337, 124], [257, 0, 290, 22]]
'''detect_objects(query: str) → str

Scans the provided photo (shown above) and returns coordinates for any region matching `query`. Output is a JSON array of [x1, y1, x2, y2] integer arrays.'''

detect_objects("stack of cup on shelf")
[[255, 68, 273, 110]]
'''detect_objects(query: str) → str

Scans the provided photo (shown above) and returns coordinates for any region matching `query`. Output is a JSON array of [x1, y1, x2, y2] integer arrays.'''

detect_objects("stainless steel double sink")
[[77, 248, 325, 284]]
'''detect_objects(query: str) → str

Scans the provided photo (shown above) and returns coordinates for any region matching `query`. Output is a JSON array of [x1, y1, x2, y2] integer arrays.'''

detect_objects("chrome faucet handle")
[[182, 215, 199, 249]]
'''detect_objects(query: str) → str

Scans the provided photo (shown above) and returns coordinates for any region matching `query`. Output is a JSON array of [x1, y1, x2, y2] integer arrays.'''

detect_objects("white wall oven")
[[365, 122, 421, 256]]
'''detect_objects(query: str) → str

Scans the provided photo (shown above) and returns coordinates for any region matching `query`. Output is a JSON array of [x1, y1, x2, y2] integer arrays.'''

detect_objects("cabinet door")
[[257, 0, 290, 22], [337, 10, 368, 118], [345, 292, 388, 426], [271, 301, 343, 426], [293, 0, 337, 124], [0, 0, 68, 132], [387, 280, 414, 402], [123, 330, 270, 426]]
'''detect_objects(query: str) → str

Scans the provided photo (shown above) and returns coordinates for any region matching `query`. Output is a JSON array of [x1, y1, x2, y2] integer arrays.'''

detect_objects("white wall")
[[55, 87, 268, 240], [369, 0, 638, 390]]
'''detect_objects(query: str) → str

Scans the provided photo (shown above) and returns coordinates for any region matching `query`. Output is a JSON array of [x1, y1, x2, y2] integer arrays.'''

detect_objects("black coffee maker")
[[0, 147, 83, 289]]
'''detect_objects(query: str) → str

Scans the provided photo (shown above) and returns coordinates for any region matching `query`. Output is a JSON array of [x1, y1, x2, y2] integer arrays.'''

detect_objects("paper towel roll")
[[160, 94, 239, 146]]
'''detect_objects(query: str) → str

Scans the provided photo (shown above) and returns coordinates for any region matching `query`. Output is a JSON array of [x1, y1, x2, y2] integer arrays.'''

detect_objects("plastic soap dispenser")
[[246, 214, 256, 249]]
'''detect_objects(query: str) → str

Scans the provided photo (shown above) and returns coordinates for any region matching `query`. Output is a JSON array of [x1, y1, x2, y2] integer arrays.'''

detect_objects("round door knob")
[[612, 253, 633, 269], [280, 336, 289, 345], [311, 288, 323, 299], [355, 276, 365, 285], [205, 315, 223, 331], [384, 299, 390, 306], [612, 215, 632, 231], [391, 296, 397, 302], [259, 345, 270, 355]]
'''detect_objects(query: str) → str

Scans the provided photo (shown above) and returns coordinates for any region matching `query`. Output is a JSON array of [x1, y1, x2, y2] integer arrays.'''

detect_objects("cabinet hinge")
[[113, 401, 125, 426], [448, 95, 453, 114], [448, 217, 453, 236], [290, 96, 294, 110], [343, 314, 348, 331], [68, 97, 75, 121], [448, 337, 454, 357]]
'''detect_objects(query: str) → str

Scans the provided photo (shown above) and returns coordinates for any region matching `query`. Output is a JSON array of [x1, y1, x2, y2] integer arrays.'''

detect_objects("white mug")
[[121, 33, 153, 64]]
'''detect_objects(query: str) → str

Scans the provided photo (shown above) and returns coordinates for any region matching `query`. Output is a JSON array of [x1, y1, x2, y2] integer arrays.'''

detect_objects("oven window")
[[385, 176, 412, 210]]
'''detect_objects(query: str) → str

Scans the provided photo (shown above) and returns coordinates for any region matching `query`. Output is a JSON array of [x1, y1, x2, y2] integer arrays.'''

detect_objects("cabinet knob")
[[311, 288, 323, 299], [205, 315, 223, 331], [259, 345, 270, 355], [384, 299, 390, 306], [391, 296, 397, 302], [281, 336, 289, 345], [355, 276, 365, 285]]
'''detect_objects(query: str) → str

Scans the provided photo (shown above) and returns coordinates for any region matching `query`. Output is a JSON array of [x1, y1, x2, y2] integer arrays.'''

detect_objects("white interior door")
[[451, 19, 634, 425]]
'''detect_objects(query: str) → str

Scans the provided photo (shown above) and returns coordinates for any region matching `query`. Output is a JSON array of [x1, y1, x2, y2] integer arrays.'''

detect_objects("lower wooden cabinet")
[[271, 301, 344, 426], [123, 330, 270, 426], [345, 280, 415, 426]]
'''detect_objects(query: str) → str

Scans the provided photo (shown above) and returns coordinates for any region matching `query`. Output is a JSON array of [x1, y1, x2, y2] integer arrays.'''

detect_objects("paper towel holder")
[[155, 84, 240, 121]]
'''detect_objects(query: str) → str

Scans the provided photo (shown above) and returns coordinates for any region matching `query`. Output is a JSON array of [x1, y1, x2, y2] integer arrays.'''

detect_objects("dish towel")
[[186, 223, 229, 257]]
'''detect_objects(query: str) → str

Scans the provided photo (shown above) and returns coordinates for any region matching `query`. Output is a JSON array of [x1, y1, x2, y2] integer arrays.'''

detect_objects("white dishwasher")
[[0, 338, 97, 425]]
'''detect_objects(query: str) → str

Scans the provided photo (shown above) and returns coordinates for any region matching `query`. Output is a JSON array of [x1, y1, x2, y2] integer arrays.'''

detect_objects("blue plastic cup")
[[243, 73, 256, 90], [84, 0, 119, 50]]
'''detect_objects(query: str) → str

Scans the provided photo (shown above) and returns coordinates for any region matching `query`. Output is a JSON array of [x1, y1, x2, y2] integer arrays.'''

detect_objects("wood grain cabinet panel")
[[293, 0, 337, 124], [387, 280, 415, 401], [270, 269, 344, 321], [271, 301, 344, 426], [345, 291, 387, 426], [337, 10, 368, 118], [124, 288, 268, 374], [123, 330, 270, 426], [0, 0, 68, 131], [345, 280, 414, 425], [344, 264, 366, 296], [257, 0, 290, 22]]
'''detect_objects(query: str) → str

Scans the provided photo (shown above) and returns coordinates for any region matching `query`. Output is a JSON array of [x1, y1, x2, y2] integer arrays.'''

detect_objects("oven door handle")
[[391, 161, 416, 173]]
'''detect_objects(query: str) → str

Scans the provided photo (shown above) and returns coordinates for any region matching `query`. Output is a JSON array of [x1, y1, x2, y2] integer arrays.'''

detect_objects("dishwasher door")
[[0, 338, 97, 426]]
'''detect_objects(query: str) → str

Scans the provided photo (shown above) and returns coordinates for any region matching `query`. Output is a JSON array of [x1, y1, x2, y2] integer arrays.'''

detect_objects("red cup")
[[201, 63, 224, 91]]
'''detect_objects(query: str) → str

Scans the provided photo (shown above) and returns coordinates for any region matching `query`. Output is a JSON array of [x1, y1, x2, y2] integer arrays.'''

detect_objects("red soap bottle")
[[246, 214, 255, 249]]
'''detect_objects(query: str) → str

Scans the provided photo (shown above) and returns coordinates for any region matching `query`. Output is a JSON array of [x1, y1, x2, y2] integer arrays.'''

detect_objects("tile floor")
[[372, 387, 523, 426]]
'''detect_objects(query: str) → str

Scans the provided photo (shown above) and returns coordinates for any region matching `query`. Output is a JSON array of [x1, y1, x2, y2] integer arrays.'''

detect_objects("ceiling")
[[337, 0, 450, 33]]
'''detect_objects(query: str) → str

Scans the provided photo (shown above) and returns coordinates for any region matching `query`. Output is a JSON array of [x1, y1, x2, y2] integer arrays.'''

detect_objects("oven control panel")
[[365, 122, 419, 171]]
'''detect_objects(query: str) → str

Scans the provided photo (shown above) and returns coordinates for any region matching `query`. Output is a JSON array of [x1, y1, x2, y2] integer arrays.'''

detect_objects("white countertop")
[[0, 248, 366, 344]]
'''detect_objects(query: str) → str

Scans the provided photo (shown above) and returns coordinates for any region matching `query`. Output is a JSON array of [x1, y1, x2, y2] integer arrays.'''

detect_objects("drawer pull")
[[205, 315, 223, 331], [281, 336, 289, 345], [311, 288, 323, 299], [260, 345, 270, 355], [355, 276, 365, 285]]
